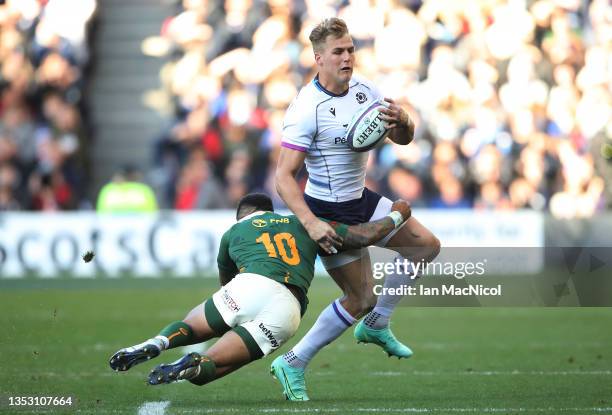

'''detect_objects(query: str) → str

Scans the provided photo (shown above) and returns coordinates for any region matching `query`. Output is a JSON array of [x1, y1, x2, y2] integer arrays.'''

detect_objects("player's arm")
[[217, 230, 239, 286], [380, 97, 415, 146], [331, 200, 412, 250], [275, 146, 343, 254]]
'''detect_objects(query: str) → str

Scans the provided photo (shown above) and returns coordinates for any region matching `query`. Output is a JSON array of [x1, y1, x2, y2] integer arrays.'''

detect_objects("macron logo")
[[330, 107, 336, 117]]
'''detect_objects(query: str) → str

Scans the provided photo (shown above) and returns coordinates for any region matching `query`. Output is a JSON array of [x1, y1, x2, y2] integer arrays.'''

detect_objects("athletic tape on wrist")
[[387, 211, 404, 229]]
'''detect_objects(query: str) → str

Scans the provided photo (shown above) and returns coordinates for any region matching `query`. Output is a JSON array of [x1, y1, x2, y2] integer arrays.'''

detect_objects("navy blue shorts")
[[304, 188, 383, 226]]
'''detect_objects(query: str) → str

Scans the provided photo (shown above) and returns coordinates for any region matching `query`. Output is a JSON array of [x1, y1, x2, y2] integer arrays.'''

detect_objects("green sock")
[[188, 356, 217, 386], [158, 321, 195, 349]]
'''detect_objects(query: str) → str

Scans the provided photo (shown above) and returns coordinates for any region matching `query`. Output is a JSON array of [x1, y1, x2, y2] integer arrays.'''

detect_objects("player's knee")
[[426, 235, 441, 262]]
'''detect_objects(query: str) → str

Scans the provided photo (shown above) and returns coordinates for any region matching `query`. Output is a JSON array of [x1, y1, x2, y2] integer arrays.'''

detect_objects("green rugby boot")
[[354, 320, 413, 359], [270, 356, 309, 401]]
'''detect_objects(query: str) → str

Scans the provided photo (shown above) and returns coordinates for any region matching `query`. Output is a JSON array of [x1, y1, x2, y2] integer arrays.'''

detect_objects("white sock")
[[154, 335, 169, 350], [126, 337, 165, 352], [365, 255, 418, 330], [285, 299, 356, 368]]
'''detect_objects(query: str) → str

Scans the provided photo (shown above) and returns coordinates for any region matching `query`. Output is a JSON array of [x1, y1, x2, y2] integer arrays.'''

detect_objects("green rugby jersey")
[[217, 211, 348, 314]]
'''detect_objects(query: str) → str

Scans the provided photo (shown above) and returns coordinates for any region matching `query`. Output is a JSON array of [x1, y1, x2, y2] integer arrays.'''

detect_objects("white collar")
[[237, 210, 267, 223]]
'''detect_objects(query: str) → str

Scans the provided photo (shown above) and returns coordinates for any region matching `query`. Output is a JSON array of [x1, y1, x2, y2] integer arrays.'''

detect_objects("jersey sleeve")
[[281, 96, 316, 153], [217, 229, 238, 273]]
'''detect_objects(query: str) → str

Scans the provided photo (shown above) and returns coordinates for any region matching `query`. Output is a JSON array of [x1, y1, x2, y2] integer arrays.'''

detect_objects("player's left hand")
[[379, 98, 412, 130]]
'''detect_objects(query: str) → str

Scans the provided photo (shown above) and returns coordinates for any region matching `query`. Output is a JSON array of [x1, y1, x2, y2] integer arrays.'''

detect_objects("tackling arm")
[[331, 200, 412, 250]]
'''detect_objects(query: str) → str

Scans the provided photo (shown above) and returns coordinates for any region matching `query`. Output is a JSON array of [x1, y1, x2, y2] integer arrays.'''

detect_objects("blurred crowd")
[[1, 0, 610, 218], [0, 0, 96, 211], [150, 0, 611, 218]]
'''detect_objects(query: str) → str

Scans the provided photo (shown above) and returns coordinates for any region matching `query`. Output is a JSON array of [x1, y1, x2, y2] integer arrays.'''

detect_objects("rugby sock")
[[157, 321, 195, 349], [285, 299, 356, 368], [187, 356, 217, 386], [282, 350, 306, 369], [365, 255, 418, 330]]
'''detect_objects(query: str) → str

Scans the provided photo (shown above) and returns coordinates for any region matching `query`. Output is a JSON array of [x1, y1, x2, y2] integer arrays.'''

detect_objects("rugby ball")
[[345, 100, 390, 152]]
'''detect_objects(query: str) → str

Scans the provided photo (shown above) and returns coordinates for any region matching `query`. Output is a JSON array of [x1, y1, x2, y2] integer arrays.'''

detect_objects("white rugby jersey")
[[282, 74, 383, 202]]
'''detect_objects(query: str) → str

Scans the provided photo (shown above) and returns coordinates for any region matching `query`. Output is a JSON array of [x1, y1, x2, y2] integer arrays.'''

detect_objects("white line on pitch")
[[137, 401, 170, 415]]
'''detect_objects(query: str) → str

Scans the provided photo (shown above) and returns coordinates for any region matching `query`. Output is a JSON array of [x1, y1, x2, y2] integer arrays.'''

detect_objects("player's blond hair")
[[309, 17, 349, 53]]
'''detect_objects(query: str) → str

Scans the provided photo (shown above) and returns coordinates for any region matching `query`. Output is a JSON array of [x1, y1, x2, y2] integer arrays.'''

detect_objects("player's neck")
[[316, 74, 349, 96], [238, 210, 267, 222]]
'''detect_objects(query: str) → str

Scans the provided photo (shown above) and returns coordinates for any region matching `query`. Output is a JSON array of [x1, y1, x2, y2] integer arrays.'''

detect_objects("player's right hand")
[[391, 199, 412, 222], [305, 218, 343, 254]]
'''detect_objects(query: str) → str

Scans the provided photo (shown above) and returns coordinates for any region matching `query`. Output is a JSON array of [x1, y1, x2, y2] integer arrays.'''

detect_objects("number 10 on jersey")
[[255, 232, 301, 265]]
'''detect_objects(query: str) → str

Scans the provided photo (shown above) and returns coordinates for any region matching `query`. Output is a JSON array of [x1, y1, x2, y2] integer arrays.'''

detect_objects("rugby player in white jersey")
[[271, 18, 441, 401]]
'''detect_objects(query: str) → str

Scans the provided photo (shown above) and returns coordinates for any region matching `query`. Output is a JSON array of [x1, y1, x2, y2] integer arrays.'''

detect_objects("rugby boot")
[[109, 339, 162, 371], [148, 352, 203, 385], [354, 320, 413, 359], [270, 356, 309, 401]]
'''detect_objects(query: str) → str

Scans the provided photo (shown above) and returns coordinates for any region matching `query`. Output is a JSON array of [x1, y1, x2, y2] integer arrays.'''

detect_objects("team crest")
[[252, 218, 267, 227], [356, 92, 367, 104]]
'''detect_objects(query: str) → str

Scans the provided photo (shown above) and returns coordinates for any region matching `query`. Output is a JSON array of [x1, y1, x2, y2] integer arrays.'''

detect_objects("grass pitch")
[[1, 277, 611, 414]]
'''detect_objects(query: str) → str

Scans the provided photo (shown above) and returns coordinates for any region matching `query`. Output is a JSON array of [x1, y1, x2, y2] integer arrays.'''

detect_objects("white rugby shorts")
[[209, 273, 301, 357]]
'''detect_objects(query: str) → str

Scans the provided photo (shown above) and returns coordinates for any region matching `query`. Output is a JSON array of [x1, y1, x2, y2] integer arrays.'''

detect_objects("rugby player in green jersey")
[[109, 193, 411, 389]]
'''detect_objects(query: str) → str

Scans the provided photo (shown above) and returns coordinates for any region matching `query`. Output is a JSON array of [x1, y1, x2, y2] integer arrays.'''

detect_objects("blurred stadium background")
[[0, 0, 610, 214], [0, 0, 611, 413]]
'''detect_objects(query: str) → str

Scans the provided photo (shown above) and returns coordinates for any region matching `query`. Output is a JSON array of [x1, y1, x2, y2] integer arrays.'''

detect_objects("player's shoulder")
[[223, 221, 240, 237], [269, 213, 307, 231], [270, 212, 301, 225], [350, 74, 377, 93], [289, 79, 334, 111]]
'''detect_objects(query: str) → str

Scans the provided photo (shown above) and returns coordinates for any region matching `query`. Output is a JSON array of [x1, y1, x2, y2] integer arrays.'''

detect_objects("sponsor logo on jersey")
[[222, 290, 240, 312], [335, 124, 350, 145], [252, 218, 267, 227], [356, 92, 367, 104], [329, 107, 336, 117], [258, 323, 279, 348]]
